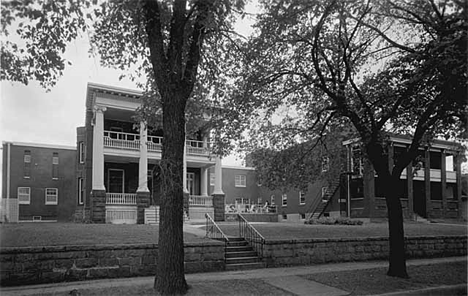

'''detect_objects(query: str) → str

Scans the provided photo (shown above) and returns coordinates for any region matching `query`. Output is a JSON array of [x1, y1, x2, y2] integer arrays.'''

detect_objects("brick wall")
[[0, 242, 224, 287], [262, 236, 467, 267]]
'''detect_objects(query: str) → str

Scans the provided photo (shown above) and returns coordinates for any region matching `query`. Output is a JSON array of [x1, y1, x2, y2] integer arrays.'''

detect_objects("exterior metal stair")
[[225, 237, 264, 271], [308, 180, 341, 220]]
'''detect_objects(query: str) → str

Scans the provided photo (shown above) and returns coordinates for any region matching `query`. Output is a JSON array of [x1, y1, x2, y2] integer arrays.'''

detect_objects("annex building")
[[1, 83, 466, 223]]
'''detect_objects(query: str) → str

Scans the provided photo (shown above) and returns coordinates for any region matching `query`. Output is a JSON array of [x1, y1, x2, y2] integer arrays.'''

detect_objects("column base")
[[91, 190, 106, 224], [212, 194, 225, 222], [137, 192, 151, 224]]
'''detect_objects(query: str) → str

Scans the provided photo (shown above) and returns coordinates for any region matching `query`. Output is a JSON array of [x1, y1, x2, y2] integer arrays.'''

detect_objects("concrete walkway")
[[1, 256, 466, 296]]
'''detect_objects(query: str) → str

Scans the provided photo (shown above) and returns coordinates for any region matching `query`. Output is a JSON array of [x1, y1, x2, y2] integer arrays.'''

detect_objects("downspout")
[[6, 142, 11, 222]]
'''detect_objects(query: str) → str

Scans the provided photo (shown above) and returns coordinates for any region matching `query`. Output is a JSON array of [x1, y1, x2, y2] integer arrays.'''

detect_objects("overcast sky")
[[0, 5, 258, 174]]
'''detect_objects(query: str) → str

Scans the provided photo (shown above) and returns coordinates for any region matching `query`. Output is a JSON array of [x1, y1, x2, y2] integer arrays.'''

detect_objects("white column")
[[201, 167, 208, 196], [183, 139, 189, 194], [213, 156, 224, 195], [92, 106, 106, 191], [137, 121, 149, 192]]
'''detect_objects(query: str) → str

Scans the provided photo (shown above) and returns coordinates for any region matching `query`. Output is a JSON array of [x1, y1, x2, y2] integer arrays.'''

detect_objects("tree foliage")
[[2, 0, 245, 294], [236, 0, 467, 278]]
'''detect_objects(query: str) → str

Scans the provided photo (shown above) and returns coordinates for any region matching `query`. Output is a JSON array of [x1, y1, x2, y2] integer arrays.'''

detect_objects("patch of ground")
[[0, 223, 207, 248], [216, 221, 467, 239], [302, 261, 467, 295], [35, 279, 296, 296]]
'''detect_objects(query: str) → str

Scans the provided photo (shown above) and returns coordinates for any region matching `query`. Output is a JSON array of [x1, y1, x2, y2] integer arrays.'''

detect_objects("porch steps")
[[225, 237, 264, 271], [144, 206, 160, 224]]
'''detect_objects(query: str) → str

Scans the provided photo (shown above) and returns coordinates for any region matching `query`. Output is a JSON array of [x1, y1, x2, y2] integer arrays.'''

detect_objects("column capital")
[[93, 105, 107, 113]]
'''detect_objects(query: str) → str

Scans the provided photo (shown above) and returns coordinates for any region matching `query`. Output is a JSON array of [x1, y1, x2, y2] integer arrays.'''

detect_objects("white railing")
[[189, 195, 213, 207], [147, 136, 163, 152], [106, 193, 137, 205], [104, 131, 140, 150], [106, 206, 137, 224], [103, 131, 211, 156], [186, 140, 209, 155]]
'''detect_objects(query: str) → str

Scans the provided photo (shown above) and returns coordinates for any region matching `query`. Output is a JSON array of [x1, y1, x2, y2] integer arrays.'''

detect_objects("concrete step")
[[225, 251, 257, 258], [227, 240, 249, 247], [226, 256, 260, 265], [225, 262, 264, 271], [226, 246, 253, 252]]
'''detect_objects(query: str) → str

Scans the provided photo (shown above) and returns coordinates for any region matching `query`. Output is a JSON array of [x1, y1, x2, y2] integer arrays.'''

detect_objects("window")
[[299, 191, 306, 205], [300, 213, 306, 219], [210, 173, 215, 186], [24, 150, 31, 178], [322, 156, 329, 172], [52, 152, 59, 179], [282, 194, 287, 206], [322, 187, 329, 201], [18, 187, 31, 204], [351, 146, 363, 175], [79, 142, 85, 163], [270, 195, 275, 205], [235, 175, 246, 187], [45, 188, 58, 205], [78, 178, 84, 205]]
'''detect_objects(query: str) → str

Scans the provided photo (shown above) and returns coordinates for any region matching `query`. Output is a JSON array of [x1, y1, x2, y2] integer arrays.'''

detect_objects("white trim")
[[2, 141, 76, 150], [18, 187, 30, 204], [79, 142, 85, 163], [222, 165, 255, 170], [234, 174, 247, 187], [299, 191, 306, 205], [45, 188, 58, 205], [78, 178, 84, 205], [88, 82, 142, 96], [282, 193, 287, 207]]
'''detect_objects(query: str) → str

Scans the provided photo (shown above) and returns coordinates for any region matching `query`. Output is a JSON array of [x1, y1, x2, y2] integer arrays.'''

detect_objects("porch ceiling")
[[104, 154, 214, 168]]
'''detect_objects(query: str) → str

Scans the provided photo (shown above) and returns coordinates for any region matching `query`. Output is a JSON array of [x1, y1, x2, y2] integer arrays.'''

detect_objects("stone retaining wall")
[[1, 236, 466, 287], [0, 242, 224, 287], [262, 236, 467, 267]]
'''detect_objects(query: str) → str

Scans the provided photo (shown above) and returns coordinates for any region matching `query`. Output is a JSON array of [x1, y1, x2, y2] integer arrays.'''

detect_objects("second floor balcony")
[[103, 130, 211, 157]]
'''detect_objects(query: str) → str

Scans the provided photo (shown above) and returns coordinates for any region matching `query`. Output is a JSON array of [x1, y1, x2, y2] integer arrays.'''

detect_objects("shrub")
[[304, 217, 363, 226]]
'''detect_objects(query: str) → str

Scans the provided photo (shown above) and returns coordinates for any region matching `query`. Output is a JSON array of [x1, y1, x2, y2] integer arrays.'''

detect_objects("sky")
[[0, 4, 259, 169]]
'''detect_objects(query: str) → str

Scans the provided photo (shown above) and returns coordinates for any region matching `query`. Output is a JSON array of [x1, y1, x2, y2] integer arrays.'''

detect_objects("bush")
[[304, 217, 363, 226]]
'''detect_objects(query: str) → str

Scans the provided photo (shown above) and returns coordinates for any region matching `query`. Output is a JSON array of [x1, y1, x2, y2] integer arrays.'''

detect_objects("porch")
[[104, 193, 214, 224]]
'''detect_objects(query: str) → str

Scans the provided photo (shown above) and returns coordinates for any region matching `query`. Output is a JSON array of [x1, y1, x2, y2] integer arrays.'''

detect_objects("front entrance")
[[187, 172, 195, 195], [108, 169, 124, 193]]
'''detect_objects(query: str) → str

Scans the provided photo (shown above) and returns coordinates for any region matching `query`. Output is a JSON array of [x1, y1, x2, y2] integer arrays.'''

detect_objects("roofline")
[[222, 165, 256, 171], [87, 82, 142, 97], [342, 135, 463, 151], [2, 141, 76, 151]]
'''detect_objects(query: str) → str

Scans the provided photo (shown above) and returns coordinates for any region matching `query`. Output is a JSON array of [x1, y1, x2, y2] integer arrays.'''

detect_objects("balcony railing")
[[106, 193, 137, 205], [104, 131, 140, 150], [189, 195, 213, 207], [103, 131, 210, 156]]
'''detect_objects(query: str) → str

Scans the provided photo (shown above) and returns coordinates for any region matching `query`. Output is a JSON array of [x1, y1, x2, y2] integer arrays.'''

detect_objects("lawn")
[[304, 261, 467, 295], [0, 221, 466, 248], [217, 221, 468, 239], [0, 223, 208, 248]]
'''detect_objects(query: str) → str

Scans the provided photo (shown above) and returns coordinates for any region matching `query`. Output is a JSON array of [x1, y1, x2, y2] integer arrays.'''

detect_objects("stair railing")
[[314, 183, 342, 219], [238, 214, 265, 259], [305, 189, 324, 220], [205, 213, 229, 243]]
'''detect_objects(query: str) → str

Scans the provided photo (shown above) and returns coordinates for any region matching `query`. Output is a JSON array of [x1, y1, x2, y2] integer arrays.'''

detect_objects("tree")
[[235, 0, 467, 278], [1, 0, 244, 294]]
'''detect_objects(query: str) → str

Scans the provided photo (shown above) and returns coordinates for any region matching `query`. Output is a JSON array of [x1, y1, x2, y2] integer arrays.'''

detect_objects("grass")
[[217, 221, 468, 239], [0, 220, 466, 248], [303, 261, 467, 295], [32, 261, 467, 296], [0, 223, 208, 248]]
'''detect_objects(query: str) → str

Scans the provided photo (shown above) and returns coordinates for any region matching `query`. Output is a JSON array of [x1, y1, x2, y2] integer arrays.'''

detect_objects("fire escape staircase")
[[306, 180, 341, 220]]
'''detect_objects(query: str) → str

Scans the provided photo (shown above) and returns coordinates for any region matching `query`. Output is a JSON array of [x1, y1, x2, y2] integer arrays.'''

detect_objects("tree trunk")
[[154, 90, 189, 295], [384, 175, 409, 278]]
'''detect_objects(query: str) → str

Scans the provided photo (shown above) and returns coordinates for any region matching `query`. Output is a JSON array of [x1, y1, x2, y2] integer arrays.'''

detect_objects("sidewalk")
[[1, 256, 466, 296]]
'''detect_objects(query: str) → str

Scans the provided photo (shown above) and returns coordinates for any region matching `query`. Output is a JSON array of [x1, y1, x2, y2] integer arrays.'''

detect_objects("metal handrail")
[[205, 213, 229, 243], [237, 213, 265, 259], [305, 189, 324, 220]]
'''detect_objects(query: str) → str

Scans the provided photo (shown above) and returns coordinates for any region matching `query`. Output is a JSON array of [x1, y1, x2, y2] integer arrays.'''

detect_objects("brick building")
[[1, 83, 465, 223]]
